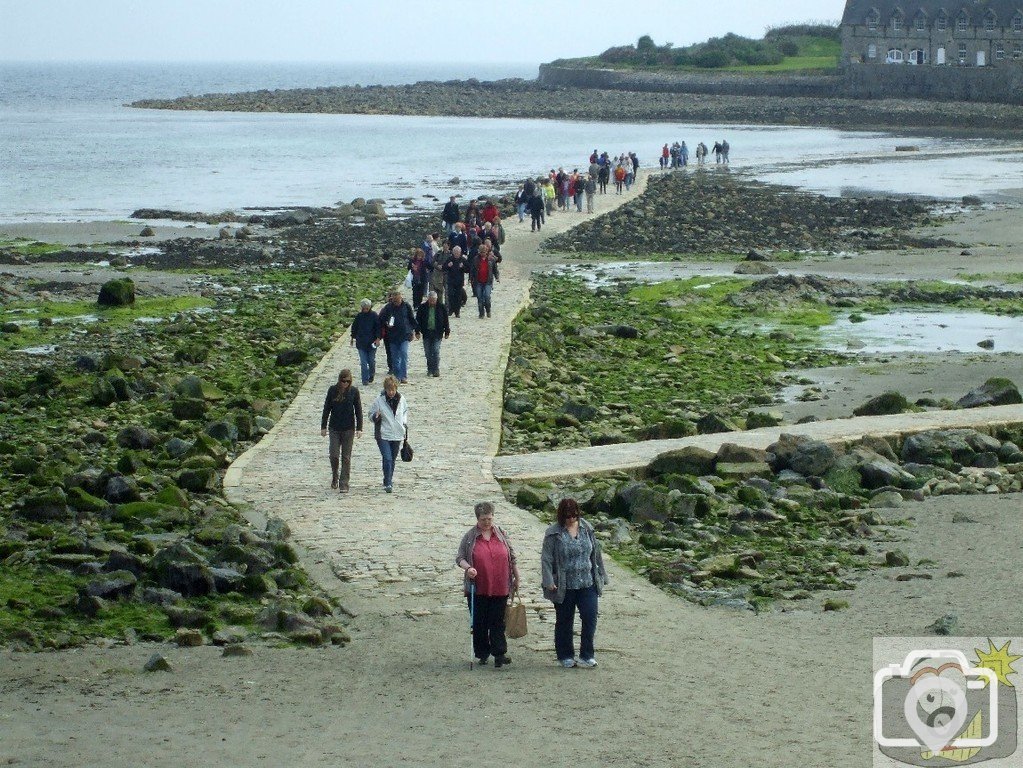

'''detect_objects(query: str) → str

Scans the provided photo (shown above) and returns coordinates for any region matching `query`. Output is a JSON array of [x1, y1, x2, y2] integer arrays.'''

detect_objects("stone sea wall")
[[538, 63, 1023, 106]]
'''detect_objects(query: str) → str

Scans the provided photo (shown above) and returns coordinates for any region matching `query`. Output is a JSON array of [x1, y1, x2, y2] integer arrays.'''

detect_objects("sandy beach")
[[1, 167, 1021, 767]]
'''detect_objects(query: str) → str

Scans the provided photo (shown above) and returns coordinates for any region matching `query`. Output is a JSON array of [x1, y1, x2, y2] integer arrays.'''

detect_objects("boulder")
[[205, 420, 239, 443], [900, 430, 976, 469], [139, 226, 155, 237], [854, 449, 916, 489], [625, 487, 674, 524], [173, 628, 204, 647], [716, 443, 768, 464], [143, 653, 172, 672], [171, 398, 208, 420], [769, 433, 837, 477], [957, 378, 1022, 408], [213, 626, 249, 645], [515, 485, 549, 509], [174, 375, 225, 401], [504, 396, 533, 415], [85, 570, 137, 600], [275, 349, 308, 367], [648, 446, 716, 478], [16, 488, 73, 522], [116, 425, 158, 450], [716, 462, 773, 481], [151, 542, 215, 597], [745, 411, 784, 429], [97, 278, 135, 307], [177, 468, 217, 493], [733, 261, 778, 275], [696, 413, 739, 434], [853, 391, 909, 417], [104, 475, 141, 504], [561, 400, 598, 423]]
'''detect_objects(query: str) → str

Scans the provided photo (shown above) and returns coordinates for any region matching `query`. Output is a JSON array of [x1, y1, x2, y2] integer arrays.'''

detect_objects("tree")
[[637, 35, 656, 52]]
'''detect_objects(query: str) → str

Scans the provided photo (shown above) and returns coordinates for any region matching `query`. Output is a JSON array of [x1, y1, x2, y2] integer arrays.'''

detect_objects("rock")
[[927, 613, 959, 636], [716, 462, 773, 481], [105, 548, 147, 576], [205, 420, 239, 443], [151, 542, 215, 597], [504, 396, 533, 414], [648, 446, 716, 477], [174, 375, 225, 401], [901, 429, 976, 469], [235, 226, 253, 240], [853, 391, 908, 417], [699, 554, 739, 576], [884, 550, 911, 567], [275, 349, 308, 367], [716, 443, 768, 464], [67, 486, 108, 512], [116, 425, 158, 449], [823, 599, 849, 611], [515, 485, 549, 509], [1, 322, 20, 334], [977, 339, 994, 350], [855, 450, 915, 489], [609, 519, 632, 545], [139, 226, 155, 237], [696, 413, 739, 434], [144, 653, 172, 672], [210, 567, 244, 592], [961, 196, 982, 206], [303, 596, 333, 617], [213, 626, 249, 645], [745, 411, 783, 429], [176, 468, 217, 493], [745, 249, 768, 261], [869, 490, 904, 508], [173, 628, 204, 647], [957, 377, 1021, 408], [163, 605, 208, 628], [172, 398, 208, 420], [153, 485, 190, 508], [561, 400, 597, 422], [85, 570, 137, 600], [90, 377, 118, 406], [222, 644, 253, 657], [265, 517, 291, 541], [16, 488, 73, 522], [104, 475, 141, 504], [733, 261, 778, 275], [626, 487, 674, 524], [218, 227, 232, 239], [97, 278, 135, 307], [790, 439, 838, 477]]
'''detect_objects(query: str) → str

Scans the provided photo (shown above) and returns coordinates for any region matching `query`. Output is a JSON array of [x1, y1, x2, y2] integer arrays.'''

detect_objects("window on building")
[[892, 13, 904, 32], [866, 10, 880, 30], [937, 47, 946, 64], [984, 13, 996, 32], [957, 15, 969, 33], [1015, 46, 1023, 59], [886, 48, 905, 63], [958, 43, 968, 61], [1013, 15, 1022, 33], [908, 48, 928, 64], [915, 13, 927, 31], [996, 43, 1005, 59], [937, 13, 948, 31], [867, 44, 877, 59]]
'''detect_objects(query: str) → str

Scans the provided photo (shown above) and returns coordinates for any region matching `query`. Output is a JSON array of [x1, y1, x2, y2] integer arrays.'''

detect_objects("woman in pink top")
[[455, 502, 520, 668]]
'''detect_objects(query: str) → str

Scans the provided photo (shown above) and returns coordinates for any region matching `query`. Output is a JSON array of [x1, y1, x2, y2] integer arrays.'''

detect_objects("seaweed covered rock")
[[853, 391, 909, 417], [957, 378, 1022, 408], [97, 278, 135, 307]]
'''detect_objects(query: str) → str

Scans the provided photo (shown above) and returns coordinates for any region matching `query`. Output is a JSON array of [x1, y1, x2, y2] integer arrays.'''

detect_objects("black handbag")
[[400, 426, 413, 462]]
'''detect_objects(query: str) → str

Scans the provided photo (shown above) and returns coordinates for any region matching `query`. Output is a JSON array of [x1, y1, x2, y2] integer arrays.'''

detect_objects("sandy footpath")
[[1, 171, 1022, 768]]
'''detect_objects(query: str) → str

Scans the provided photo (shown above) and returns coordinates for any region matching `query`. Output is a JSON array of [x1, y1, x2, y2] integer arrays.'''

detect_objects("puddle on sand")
[[18, 345, 59, 356], [548, 261, 738, 288], [819, 310, 1023, 354]]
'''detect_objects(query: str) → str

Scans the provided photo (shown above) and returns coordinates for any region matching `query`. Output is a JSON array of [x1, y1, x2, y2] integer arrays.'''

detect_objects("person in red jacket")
[[481, 199, 499, 224]]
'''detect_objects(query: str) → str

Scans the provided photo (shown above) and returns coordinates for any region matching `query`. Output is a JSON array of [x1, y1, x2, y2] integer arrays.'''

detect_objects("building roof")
[[842, 0, 1023, 25]]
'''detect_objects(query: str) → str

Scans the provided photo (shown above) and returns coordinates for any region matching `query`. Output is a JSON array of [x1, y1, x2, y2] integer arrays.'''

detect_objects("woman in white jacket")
[[368, 375, 409, 493]]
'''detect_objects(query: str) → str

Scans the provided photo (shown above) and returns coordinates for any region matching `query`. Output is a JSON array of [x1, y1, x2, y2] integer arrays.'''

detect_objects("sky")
[[1, 0, 846, 63]]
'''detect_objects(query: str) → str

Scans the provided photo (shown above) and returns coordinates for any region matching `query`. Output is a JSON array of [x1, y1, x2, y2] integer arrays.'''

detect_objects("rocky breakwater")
[[507, 421, 1023, 613], [128, 79, 1023, 132], [543, 172, 948, 258]]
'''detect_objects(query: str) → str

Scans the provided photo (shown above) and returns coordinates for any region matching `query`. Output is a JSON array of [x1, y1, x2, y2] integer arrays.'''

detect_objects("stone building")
[[842, 0, 1023, 67]]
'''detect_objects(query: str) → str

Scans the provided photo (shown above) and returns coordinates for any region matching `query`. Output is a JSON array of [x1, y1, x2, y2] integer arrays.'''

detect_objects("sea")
[[2, 61, 1022, 223]]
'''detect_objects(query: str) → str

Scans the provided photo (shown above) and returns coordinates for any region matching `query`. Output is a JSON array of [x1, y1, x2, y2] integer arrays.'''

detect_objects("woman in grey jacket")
[[541, 497, 608, 669]]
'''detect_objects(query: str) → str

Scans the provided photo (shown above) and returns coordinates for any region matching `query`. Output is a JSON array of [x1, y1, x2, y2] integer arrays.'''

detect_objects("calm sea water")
[[1, 62, 1021, 223]]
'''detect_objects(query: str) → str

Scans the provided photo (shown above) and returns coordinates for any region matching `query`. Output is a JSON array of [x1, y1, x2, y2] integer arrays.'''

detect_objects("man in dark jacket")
[[350, 299, 380, 386], [448, 221, 468, 254], [442, 196, 460, 234], [442, 246, 469, 318], [528, 192, 545, 232], [377, 290, 418, 383], [414, 291, 450, 377]]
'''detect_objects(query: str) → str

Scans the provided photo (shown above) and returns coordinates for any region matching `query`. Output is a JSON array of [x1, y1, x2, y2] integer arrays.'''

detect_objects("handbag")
[[505, 591, 528, 639], [400, 426, 413, 462]]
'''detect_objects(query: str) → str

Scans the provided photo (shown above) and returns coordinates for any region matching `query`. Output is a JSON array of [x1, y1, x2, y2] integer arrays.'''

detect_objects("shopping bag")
[[505, 592, 527, 639]]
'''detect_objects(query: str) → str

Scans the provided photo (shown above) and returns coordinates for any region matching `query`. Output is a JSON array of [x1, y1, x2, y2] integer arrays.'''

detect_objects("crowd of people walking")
[[660, 138, 730, 169], [317, 148, 641, 669]]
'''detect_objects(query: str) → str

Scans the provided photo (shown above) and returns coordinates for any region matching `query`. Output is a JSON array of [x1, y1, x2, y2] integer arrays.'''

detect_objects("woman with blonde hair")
[[319, 369, 362, 492], [368, 375, 408, 493]]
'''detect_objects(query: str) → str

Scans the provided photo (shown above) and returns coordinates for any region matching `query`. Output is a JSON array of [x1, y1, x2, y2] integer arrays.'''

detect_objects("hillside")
[[550, 24, 840, 74]]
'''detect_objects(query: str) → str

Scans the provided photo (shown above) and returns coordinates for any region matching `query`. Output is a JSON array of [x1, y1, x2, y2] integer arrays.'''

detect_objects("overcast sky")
[[1, 0, 845, 63]]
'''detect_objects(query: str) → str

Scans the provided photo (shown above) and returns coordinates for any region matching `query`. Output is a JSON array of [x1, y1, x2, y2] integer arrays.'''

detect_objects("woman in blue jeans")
[[368, 375, 408, 493], [541, 497, 608, 669]]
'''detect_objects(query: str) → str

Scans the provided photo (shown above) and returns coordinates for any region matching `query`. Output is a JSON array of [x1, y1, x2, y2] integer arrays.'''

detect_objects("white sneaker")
[[560, 658, 576, 668], [577, 657, 597, 668]]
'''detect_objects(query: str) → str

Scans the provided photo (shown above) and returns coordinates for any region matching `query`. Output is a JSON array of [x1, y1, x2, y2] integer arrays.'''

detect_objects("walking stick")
[[468, 581, 476, 671]]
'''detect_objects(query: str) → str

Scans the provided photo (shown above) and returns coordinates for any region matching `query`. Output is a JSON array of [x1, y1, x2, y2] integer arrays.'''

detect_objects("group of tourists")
[[659, 139, 730, 169], [456, 498, 608, 670], [319, 161, 621, 669]]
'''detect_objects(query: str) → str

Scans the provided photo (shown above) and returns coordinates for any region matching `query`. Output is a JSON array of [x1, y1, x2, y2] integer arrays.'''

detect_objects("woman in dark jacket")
[[319, 369, 363, 492], [541, 497, 608, 669]]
